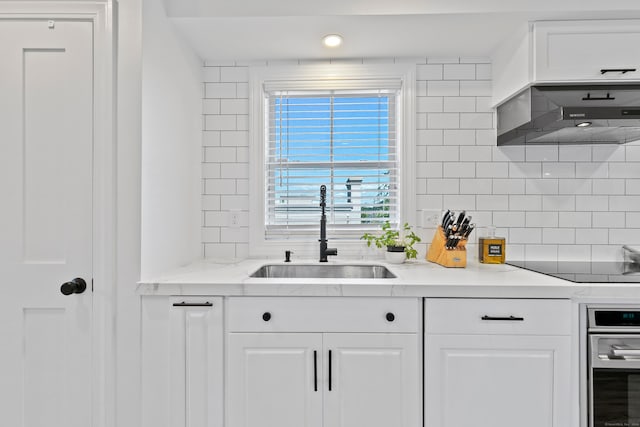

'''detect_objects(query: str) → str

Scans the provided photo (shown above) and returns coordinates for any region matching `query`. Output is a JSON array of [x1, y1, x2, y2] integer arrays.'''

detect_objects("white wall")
[[201, 57, 640, 262], [141, 0, 203, 278]]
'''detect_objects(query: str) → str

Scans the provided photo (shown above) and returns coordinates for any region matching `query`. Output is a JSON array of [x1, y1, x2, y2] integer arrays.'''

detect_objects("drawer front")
[[425, 298, 571, 335], [227, 297, 420, 333]]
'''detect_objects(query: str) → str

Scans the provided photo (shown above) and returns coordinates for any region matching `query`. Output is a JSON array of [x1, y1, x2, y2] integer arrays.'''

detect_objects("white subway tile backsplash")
[[542, 195, 575, 211], [559, 146, 591, 162], [460, 57, 491, 64], [460, 113, 493, 129], [509, 195, 542, 211], [477, 195, 509, 210], [417, 64, 443, 80], [443, 194, 476, 210], [493, 211, 525, 227], [427, 81, 460, 96], [593, 212, 625, 228], [609, 163, 640, 178], [576, 195, 609, 211], [576, 162, 609, 178], [443, 162, 476, 178], [220, 67, 248, 82], [526, 146, 558, 162], [558, 212, 591, 228], [475, 63, 492, 80], [526, 179, 558, 195], [205, 82, 236, 98], [542, 163, 575, 178], [460, 146, 492, 162], [443, 97, 476, 113], [542, 228, 575, 244], [201, 60, 640, 261], [203, 67, 221, 82], [427, 146, 459, 161], [476, 162, 508, 178], [460, 178, 492, 194], [510, 228, 542, 244], [593, 145, 625, 162], [475, 129, 496, 146], [444, 129, 475, 146], [426, 178, 459, 194], [526, 211, 558, 228], [559, 179, 592, 195], [444, 64, 475, 80], [205, 115, 236, 131], [610, 196, 640, 211], [428, 113, 460, 129], [459, 80, 491, 96], [576, 228, 608, 244], [509, 162, 541, 178], [593, 179, 624, 195], [417, 97, 444, 113]]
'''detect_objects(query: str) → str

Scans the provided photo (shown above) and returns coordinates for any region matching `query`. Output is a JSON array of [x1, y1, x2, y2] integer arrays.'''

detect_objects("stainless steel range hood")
[[497, 84, 640, 145]]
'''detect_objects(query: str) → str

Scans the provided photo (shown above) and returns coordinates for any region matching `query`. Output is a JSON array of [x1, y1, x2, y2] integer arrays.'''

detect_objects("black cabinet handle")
[[313, 350, 318, 392], [172, 301, 212, 307], [481, 315, 524, 321], [582, 93, 615, 101], [601, 68, 636, 74], [262, 312, 271, 321], [328, 350, 332, 391], [386, 312, 395, 322]]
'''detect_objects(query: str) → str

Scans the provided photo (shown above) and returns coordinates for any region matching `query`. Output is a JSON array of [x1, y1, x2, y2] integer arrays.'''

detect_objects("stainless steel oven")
[[589, 308, 640, 427]]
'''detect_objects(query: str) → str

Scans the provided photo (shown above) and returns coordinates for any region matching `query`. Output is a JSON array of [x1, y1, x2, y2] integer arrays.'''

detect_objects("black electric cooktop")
[[507, 260, 640, 283]]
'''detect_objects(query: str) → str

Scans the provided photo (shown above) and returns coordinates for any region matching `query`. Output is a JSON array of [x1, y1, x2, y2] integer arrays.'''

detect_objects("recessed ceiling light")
[[576, 121, 592, 127], [322, 34, 343, 48]]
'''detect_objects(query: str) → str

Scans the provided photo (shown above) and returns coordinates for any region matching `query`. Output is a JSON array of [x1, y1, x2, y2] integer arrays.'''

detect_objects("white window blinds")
[[264, 83, 401, 240]]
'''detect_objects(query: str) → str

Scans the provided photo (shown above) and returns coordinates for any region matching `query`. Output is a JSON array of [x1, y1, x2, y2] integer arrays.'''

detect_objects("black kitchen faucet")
[[319, 185, 337, 262]]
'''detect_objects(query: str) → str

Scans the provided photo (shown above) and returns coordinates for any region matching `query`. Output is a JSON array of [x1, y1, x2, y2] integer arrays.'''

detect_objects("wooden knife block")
[[426, 226, 467, 268]]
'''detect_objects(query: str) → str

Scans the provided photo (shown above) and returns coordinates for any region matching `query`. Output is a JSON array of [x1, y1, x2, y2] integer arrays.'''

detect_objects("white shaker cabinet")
[[141, 296, 224, 427], [424, 298, 572, 427], [226, 297, 421, 427]]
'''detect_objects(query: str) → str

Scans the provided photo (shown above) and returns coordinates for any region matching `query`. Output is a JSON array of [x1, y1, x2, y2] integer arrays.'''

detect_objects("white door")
[[227, 333, 323, 427], [324, 333, 420, 427], [425, 334, 571, 427], [0, 19, 93, 427]]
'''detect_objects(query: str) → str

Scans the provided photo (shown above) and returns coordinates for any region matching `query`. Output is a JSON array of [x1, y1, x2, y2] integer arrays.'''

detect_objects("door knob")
[[60, 278, 87, 295]]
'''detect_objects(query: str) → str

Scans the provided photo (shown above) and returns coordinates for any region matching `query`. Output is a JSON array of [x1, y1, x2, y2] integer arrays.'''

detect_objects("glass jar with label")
[[478, 226, 506, 264]]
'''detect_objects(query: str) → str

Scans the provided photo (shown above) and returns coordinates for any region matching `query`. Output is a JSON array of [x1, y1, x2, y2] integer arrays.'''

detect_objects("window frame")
[[249, 63, 416, 258]]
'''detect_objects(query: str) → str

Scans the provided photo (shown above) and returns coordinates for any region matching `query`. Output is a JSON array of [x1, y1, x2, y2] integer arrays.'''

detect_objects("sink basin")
[[249, 264, 396, 279]]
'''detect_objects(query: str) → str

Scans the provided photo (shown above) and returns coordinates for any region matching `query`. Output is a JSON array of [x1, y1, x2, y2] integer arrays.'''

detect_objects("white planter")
[[385, 250, 406, 264]]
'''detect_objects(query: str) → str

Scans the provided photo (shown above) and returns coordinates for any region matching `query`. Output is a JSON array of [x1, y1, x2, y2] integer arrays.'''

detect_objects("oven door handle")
[[611, 345, 640, 357]]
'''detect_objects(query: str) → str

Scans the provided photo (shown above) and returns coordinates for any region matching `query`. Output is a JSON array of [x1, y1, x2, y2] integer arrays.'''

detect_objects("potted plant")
[[361, 221, 421, 263]]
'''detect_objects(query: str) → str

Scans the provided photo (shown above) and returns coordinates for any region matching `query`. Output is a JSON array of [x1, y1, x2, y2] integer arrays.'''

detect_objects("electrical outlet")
[[421, 209, 442, 227], [229, 211, 240, 228]]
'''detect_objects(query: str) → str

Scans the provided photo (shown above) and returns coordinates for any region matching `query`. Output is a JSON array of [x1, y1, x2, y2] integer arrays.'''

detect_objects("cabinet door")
[[227, 333, 323, 427], [169, 298, 224, 427], [534, 20, 640, 82], [324, 334, 420, 427], [425, 334, 571, 427]]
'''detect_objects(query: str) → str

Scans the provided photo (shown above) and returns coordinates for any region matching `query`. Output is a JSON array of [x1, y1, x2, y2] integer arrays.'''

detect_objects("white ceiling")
[[161, 0, 640, 61]]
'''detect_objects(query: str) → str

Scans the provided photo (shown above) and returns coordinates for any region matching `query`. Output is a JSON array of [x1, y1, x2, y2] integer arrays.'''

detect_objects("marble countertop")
[[138, 258, 640, 301]]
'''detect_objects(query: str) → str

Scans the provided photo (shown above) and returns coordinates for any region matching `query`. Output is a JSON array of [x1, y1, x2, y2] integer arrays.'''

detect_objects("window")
[[250, 64, 415, 253]]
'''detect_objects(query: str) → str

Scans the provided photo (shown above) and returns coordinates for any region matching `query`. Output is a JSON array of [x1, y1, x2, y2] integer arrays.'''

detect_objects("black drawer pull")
[[582, 93, 615, 101], [313, 350, 318, 392], [172, 302, 212, 307], [481, 315, 524, 321], [600, 68, 637, 75], [386, 312, 395, 322], [328, 349, 332, 391], [262, 312, 271, 321]]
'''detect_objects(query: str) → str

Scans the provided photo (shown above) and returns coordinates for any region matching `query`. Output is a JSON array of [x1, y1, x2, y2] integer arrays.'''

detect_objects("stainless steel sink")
[[249, 264, 396, 279]]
